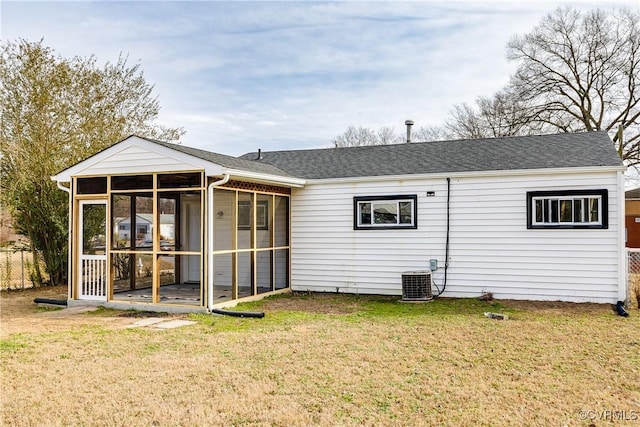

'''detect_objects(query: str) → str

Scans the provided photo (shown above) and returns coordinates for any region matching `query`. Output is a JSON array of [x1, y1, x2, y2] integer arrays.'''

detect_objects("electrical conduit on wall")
[[435, 177, 450, 297]]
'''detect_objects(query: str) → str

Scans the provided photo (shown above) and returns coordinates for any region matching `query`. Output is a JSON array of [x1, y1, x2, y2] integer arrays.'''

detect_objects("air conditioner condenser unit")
[[401, 271, 433, 302]]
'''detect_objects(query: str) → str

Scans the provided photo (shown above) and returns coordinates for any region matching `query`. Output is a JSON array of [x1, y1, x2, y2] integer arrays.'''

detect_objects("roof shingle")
[[239, 131, 622, 179], [151, 139, 294, 177], [626, 188, 640, 199]]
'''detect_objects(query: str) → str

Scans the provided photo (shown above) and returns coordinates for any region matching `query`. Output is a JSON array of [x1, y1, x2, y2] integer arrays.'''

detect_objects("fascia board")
[[223, 168, 306, 188], [302, 165, 626, 185], [52, 136, 224, 182]]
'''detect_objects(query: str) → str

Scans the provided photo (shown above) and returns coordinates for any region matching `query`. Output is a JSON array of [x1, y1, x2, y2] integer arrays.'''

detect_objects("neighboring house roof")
[[626, 188, 640, 199], [117, 214, 175, 225], [240, 131, 623, 179]]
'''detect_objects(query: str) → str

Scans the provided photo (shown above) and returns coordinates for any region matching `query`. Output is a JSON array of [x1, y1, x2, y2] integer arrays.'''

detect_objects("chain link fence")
[[627, 249, 640, 309], [0, 247, 34, 290]]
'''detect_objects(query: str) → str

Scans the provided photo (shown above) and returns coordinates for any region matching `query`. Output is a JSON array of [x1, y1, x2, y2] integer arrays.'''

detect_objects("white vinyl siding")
[[57, 137, 224, 180], [82, 145, 204, 176], [290, 171, 622, 303]]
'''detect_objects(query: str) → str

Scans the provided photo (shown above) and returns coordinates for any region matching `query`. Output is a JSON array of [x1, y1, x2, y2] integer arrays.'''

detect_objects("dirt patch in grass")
[[0, 285, 153, 338], [258, 292, 389, 314], [497, 299, 617, 315], [0, 285, 71, 338], [258, 293, 620, 318], [118, 311, 171, 318], [0, 284, 68, 317]]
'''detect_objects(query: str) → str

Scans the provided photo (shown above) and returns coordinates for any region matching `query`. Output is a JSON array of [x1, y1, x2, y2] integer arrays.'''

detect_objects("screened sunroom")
[[53, 136, 304, 312]]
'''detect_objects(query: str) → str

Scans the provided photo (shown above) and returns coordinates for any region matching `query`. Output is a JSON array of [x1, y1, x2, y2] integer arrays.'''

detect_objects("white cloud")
[[3, 0, 637, 155]]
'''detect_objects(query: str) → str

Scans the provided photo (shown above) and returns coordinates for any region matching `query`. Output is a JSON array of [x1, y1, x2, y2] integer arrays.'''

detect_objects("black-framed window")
[[354, 195, 418, 230], [158, 172, 202, 188], [76, 177, 107, 194], [526, 189, 608, 229], [111, 175, 153, 190]]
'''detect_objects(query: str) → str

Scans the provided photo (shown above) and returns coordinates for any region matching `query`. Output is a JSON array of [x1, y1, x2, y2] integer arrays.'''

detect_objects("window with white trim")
[[526, 189, 608, 229], [354, 195, 417, 230]]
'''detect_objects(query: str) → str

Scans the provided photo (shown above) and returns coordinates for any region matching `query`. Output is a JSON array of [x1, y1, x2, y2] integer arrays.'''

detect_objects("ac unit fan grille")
[[401, 271, 432, 301]]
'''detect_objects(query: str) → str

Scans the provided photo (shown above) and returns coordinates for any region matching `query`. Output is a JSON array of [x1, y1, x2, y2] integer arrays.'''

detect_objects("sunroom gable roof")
[[52, 135, 299, 185]]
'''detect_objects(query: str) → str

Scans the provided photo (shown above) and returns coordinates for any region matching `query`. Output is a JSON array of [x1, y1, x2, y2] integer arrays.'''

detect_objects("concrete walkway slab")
[[128, 318, 167, 328], [154, 319, 196, 329], [127, 318, 195, 329]]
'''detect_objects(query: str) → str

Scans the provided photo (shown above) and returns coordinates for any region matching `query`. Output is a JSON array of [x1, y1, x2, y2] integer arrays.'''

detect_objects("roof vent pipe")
[[256, 148, 263, 160], [405, 120, 414, 143]]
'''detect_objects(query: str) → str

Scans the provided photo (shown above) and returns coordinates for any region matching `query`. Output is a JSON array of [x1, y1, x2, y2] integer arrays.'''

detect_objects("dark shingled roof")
[[626, 188, 640, 199], [239, 131, 622, 179], [151, 139, 294, 177]]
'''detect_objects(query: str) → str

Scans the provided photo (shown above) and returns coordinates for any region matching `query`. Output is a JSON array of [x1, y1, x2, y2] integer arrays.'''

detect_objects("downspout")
[[56, 181, 72, 300], [207, 174, 230, 311]]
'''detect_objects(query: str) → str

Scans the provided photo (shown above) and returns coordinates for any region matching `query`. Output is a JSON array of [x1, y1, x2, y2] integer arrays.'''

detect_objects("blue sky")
[[1, 0, 635, 156]]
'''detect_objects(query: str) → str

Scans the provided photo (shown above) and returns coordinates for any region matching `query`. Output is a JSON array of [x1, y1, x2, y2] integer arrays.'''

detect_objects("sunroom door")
[[182, 197, 201, 283], [78, 200, 107, 300]]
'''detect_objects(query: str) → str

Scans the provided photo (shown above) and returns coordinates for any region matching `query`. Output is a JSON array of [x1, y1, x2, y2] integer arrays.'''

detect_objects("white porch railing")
[[80, 256, 107, 300]]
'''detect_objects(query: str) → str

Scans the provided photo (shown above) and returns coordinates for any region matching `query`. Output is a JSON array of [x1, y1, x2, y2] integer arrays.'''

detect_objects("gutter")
[[55, 180, 72, 301], [207, 174, 230, 311], [223, 168, 306, 188], [302, 165, 627, 186]]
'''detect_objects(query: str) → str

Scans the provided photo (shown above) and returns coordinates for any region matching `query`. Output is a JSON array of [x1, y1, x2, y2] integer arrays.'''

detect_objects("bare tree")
[[332, 125, 403, 147], [0, 39, 184, 285], [447, 89, 543, 139], [447, 7, 640, 164], [332, 124, 448, 147], [411, 125, 453, 142], [377, 126, 404, 145]]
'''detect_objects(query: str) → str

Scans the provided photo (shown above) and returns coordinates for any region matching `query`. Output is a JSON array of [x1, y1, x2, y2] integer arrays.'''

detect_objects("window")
[[158, 172, 202, 188], [76, 177, 107, 194], [354, 195, 417, 230], [527, 189, 608, 229], [238, 200, 268, 230], [111, 175, 153, 190]]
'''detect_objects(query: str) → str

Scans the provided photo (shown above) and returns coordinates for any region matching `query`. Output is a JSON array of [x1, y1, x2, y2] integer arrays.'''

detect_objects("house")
[[52, 131, 627, 312], [115, 214, 175, 244], [625, 188, 640, 248]]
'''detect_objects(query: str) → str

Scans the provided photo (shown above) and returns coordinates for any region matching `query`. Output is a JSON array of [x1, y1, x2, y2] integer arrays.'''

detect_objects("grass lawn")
[[1, 286, 639, 426]]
